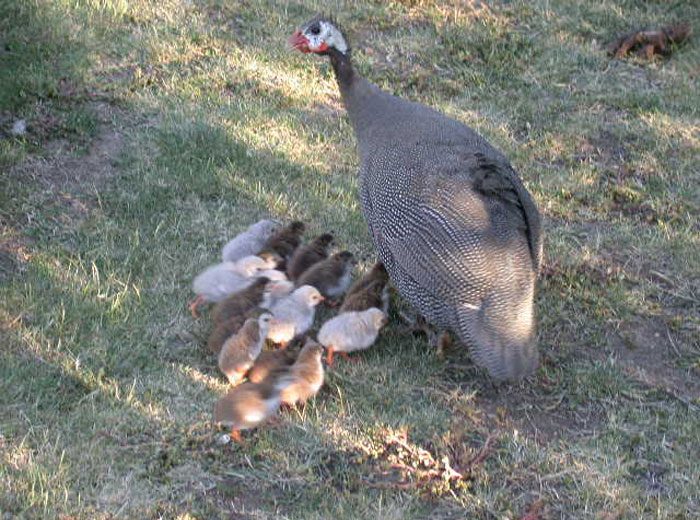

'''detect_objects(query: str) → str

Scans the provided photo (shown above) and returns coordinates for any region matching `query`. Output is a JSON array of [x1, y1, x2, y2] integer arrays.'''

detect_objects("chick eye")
[[309, 24, 321, 35]]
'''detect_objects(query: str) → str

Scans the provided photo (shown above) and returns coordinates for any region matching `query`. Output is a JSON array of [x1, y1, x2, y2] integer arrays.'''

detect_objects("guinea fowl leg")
[[188, 295, 205, 318], [399, 311, 445, 350], [230, 429, 243, 443]]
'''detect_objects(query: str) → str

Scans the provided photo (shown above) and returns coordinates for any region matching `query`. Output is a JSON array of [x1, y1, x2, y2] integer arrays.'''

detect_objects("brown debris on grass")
[[607, 23, 692, 59], [359, 427, 497, 495]]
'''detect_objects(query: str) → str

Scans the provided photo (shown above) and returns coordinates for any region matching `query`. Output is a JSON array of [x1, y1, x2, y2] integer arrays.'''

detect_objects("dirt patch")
[[436, 359, 605, 444], [475, 381, 606, 444], [612, 317, 700, 403], [14, 131, 123, 195]]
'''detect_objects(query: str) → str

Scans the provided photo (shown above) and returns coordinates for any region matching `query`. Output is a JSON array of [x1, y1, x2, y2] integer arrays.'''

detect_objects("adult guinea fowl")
[[290, 16, 543, 381]]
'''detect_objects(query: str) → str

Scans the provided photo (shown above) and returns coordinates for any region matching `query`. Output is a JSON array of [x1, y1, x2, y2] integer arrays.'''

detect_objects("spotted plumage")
[[292, 17, 543, 381]]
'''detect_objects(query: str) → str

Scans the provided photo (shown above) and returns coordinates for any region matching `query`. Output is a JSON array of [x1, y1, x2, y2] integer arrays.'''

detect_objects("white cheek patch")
[[306, 21, 348, 54], [326, 25, 348, 54]]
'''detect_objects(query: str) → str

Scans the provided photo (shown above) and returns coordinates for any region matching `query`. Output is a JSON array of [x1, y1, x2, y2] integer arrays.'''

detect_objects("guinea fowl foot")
[[230, 429, 243, 443], [398, 310, 450, 354], [188, 295, 205, 318], [435, 331, 453, 358]]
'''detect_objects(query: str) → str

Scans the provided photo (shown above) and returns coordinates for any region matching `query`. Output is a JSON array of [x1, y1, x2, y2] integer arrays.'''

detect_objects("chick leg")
[[230, 429, 243, 443], [326, 347, 335, 366], [188, 295, 205, 318]]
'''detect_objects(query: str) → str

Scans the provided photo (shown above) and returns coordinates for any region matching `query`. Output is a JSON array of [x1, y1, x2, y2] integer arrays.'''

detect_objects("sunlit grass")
[[1, 0, 698, 517]]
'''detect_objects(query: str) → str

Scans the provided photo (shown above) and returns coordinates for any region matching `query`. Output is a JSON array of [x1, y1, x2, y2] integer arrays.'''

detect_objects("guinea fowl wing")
[[370, 146, 540, 380]]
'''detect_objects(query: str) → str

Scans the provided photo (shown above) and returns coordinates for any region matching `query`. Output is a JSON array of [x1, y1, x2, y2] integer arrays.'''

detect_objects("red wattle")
[[289, 30, 311, 53]]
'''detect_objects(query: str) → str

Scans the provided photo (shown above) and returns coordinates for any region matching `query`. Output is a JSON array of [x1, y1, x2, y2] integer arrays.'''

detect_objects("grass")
[[1, 0, 698, 517]]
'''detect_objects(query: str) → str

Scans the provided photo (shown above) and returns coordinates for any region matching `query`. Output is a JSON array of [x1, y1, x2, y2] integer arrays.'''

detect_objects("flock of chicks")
[[189, 219, 391, 442]]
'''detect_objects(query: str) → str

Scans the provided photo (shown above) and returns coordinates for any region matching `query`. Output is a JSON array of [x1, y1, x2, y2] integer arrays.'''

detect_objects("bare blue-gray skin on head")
[[290, 16, 543, 381]]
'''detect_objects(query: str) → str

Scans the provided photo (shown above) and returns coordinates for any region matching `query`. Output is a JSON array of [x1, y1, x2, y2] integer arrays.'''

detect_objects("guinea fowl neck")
[[328, 48, 374, 133], [328, 48, 355, 92]]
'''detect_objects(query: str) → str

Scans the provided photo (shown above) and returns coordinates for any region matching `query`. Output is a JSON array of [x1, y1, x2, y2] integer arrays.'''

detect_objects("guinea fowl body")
[[260, 221, 306, 270], [292, 18, 543, 380], [267, 285, 325, 346], [339, 279, 386, 313], [341, 262, 390, 313], [295, 251, 355, 300], [279, 338, 324, 406], [213, 378, 292, 439], [207, 308, 261, 355], [317, 308, 388, 364], [217, 314, 272, 384], [221, 219, 279, 263], [287, 233, 334, 281], [247, 348, 298, 384], [212, 277, 269, 325], [346, 262, 389, 297]]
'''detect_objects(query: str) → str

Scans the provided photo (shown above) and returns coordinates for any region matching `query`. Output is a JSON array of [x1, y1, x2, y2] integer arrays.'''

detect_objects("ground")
[[1, 0, 699, 518]]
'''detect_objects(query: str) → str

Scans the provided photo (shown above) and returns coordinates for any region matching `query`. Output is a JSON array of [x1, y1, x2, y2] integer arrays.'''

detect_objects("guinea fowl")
[[291, 16, 543, 380], [221, 219, 279, 263], [295, 251, 355, 302], [286, 233, 334, 281]]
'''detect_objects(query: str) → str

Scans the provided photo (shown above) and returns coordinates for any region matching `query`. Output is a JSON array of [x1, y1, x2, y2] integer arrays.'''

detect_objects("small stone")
[[216, 433, 231, 445], [10, 119, 26, 136]]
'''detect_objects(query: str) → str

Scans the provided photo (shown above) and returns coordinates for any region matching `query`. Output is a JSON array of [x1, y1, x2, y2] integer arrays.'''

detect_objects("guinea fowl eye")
[[309, 24, 321, 35]]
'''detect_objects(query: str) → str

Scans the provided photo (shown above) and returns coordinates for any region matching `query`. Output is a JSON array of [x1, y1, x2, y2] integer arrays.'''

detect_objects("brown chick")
[[207, 308, 262, 355], [218, 313, 273, 385], [259, 221, 306, 269], [212, 276, 270, 325], [279, 338, 325, 406], [213, 378, 289, 443], [339, 279, 387, 313], [247, 348, 298, 384], [346, 261, 389, 297], [295, 251, 355, 302], [286, 233, 334, 281]]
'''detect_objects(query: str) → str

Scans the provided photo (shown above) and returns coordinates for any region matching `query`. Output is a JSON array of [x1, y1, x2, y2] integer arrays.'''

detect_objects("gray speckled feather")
[[290, 17, 543, 380], [342, 72, 541, 381]]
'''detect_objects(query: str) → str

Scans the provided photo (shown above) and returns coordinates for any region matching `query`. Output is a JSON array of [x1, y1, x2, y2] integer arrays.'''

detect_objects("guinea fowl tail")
[[455, 293, 539, 381]]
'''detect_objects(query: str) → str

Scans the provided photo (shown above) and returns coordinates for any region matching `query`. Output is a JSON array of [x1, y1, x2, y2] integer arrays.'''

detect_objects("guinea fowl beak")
[[289, 30, 310, 53]]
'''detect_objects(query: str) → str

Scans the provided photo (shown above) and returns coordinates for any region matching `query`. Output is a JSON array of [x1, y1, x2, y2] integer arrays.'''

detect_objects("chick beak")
[[289, 30, 311, 53]]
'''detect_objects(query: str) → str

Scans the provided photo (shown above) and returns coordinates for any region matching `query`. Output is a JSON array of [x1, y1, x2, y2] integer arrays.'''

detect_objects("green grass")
[[1, 0, 699, 517]]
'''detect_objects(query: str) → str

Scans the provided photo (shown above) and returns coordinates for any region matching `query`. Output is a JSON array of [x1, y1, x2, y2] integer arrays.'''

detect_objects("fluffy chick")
[[317, 308, 388, 365], [190, 255, 277, 317], [286, 233, 334, 281], [259, 221, 305, 269], [247, 348, 298, 384], [218, 313, 274, 385], [207, 308, 262, 355], [221, 219, 279, 263], [295, 251, 355, 301], [261, 280, 295, 309], [213, 377, 290, 442], [279, 338, 325, 406], [339, 279, 389, 314], [212, 277, 270, 326], [267, 285, 324, 347], [257, 269, 288, 282], [346, 261, 389, 297]]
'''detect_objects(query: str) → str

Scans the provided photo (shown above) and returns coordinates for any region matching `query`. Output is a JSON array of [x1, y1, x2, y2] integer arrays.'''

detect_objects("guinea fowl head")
[[257, 312, 275, 333], [315, 233, 334, 247], [334, 250, 356, 266], [289, 15, 349, 56]]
